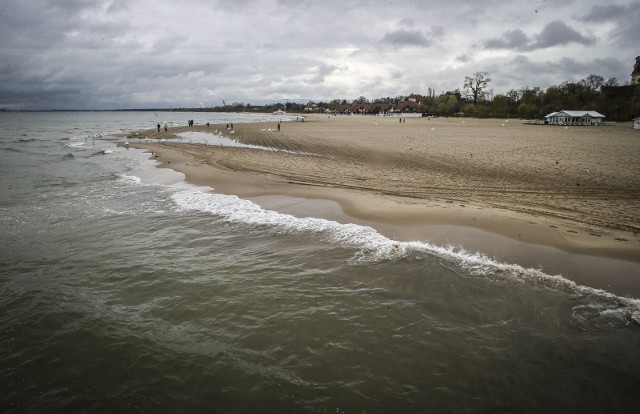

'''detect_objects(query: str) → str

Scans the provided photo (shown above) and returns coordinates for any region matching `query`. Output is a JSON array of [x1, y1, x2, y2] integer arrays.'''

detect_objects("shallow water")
[[1, 112, 639, 413]]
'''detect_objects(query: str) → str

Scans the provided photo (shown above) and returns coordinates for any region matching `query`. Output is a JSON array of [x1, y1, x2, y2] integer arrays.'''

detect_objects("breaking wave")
[[171, 188, 640, 325]]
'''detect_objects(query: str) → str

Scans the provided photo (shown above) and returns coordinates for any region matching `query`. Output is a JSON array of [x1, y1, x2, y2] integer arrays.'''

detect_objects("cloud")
[[456, 54, 473, 63], [533, 20, 595, 49], [0, 0, 635, 109], [580, 3, 634, 21], [484, 29, 530, 49], [485, 20, 595, 51], [308, 63, 340, 84], [381, 29, 432, 48], [580, 2, 640, 47], [501, 54, 630, 91]]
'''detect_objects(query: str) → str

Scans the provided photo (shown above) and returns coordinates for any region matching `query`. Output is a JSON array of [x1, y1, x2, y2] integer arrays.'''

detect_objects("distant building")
[[632, 56, 640, 85], [394, 100, 420, 113], [545, 110, 605, 126], [406, 94, 424, 105]]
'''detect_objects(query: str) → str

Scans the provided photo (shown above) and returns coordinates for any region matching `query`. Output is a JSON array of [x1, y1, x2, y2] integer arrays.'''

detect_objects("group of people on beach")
[[155, 119, 279, 134]]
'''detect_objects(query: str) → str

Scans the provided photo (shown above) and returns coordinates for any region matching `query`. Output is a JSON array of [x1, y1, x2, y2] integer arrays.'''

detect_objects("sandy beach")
[[126, 115, 640, 269]]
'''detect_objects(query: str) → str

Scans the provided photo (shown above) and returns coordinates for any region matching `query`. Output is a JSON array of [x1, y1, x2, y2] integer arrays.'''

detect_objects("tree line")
[[191, 71, 640, 122], [453, 71, 639, 122]]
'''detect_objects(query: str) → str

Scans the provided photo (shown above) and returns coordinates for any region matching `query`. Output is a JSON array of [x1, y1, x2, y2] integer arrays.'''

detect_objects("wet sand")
[[124, 114, 640, 292]]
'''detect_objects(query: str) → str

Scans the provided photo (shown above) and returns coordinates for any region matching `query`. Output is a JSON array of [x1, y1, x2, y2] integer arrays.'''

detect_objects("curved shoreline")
[[122, 114, 640, 293]]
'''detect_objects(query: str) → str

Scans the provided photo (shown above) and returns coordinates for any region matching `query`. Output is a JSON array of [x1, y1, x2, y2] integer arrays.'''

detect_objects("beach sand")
[[125, 115, 640, 292]]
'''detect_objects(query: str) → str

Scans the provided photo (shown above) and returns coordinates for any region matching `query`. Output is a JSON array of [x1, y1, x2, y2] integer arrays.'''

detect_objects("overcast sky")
[[1, 0, 638, 109]]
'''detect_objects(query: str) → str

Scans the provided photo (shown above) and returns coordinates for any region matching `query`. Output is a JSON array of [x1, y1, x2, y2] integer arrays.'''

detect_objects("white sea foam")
[[171, 188, 640, 324], [65, 142, 86, 148], [117, 173, 142, 185]]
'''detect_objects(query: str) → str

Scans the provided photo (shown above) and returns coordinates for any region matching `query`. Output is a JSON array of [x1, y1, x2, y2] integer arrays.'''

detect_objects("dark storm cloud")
[[485, 20, 595, 51], [0, 0, 116, 48]]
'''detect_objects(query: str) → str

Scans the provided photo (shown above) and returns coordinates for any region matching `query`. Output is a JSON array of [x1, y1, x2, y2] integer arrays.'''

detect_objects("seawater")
[[1, 111, 639, 413]]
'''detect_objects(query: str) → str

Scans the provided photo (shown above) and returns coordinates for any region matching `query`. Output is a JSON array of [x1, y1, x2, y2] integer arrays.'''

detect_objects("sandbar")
[[123, 114, 640, 295]]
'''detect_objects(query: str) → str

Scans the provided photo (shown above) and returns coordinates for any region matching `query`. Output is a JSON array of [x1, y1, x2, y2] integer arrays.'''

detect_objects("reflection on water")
[[131, 131, 317, 155], [176, 131, 269, 150]]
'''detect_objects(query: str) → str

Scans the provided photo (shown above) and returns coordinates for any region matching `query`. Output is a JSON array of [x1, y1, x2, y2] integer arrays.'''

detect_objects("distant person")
[[206, 122, 210, 128], [164, 123, 167, 132], [157, 123, 161, 132], [277, 122, 280, 132]]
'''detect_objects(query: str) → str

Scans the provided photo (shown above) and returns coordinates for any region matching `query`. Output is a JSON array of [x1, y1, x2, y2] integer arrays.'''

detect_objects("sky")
[[1, 0, 638, 110]]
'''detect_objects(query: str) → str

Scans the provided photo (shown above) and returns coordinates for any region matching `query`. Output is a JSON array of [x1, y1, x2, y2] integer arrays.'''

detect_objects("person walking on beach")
[[277, 122, 280, 132], [157, 123, 161, 132], [164, 123, 167, 132]]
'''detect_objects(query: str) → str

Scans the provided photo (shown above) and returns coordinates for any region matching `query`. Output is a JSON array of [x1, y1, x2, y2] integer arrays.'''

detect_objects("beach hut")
[[545, 110, 605, 126], [633, 117, 640, 129]]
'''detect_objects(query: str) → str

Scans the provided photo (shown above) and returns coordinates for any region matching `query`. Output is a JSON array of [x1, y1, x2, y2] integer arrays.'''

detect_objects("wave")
[[116, 173, 142, 185], [171, 187, 640, 325], [90, 149, 115, 157], [64, 142, 86, 148]]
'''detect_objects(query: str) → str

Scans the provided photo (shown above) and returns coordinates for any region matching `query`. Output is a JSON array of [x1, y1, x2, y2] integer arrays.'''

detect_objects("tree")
[[581, 74, 605, 92], [464, 71, 492, 105], [604, 77, 619, 87], [505, 89, 520, 116], [436, 92, 460, 114]]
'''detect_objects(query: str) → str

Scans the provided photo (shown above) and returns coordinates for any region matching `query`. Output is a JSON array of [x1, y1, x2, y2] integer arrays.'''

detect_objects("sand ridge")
[[125, 114, 640, 261]]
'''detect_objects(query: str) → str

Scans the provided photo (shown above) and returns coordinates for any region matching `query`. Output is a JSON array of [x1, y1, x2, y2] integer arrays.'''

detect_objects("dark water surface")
[[1, 112, 639, 413]]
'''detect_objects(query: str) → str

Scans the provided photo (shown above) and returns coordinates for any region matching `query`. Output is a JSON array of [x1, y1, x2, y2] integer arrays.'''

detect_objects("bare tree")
[[464, 71, 492, 105], [580, 74, 605, 92]]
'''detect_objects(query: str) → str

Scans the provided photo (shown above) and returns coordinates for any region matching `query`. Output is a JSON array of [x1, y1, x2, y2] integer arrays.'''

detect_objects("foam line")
[[171, 188, 640, 324]]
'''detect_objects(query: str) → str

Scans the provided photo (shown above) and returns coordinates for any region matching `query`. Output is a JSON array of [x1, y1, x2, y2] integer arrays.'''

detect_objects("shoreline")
[[121, 115, 640, 294]]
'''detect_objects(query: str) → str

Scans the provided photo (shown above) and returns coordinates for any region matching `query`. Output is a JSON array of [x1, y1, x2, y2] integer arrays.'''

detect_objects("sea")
[[1, 111, 639, 413]]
